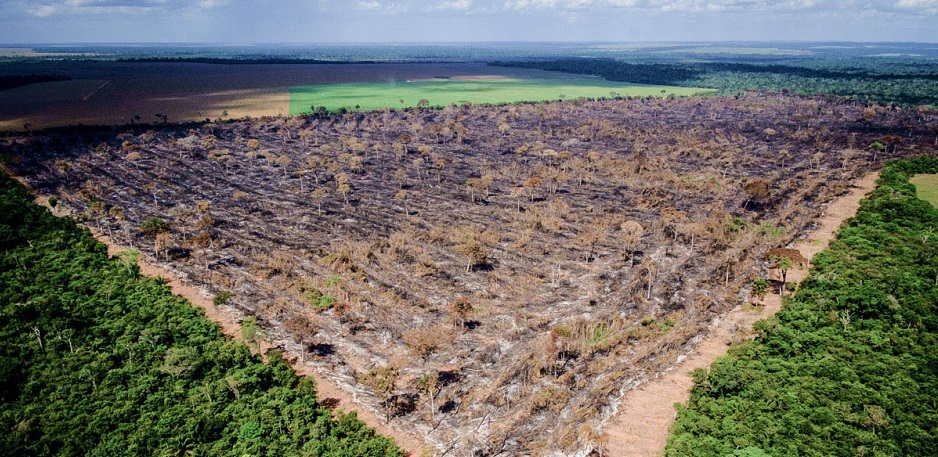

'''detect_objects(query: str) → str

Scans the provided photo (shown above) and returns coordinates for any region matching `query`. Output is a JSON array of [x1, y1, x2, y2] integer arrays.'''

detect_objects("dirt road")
[[90, 232, 428, 456], [603, 172, 879, 457], [0, 165, 427, 457]]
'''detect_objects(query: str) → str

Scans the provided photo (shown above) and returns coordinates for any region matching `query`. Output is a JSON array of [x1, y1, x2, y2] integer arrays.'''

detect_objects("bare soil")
[[0, 61, 558, 131], [4, 93, 934, 456], [91, 231, 429, 456], [603, 172, 878, 456], [1, 166, 428, 456]]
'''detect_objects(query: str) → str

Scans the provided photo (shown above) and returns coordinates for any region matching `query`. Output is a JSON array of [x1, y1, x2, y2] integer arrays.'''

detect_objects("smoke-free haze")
[[1, 0, 936, 43]]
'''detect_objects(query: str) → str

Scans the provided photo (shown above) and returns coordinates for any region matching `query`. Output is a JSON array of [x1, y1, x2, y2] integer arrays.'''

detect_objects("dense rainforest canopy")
[[0, 172, 402, 457], [494, 58, 938, 107], [665, 157, 938, 457]]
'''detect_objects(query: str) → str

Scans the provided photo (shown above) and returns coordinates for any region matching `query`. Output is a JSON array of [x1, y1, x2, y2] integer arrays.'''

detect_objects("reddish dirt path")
[[1, 164, 426, 457], [603, 172, 879, 457], [89, 233, 427, 456]]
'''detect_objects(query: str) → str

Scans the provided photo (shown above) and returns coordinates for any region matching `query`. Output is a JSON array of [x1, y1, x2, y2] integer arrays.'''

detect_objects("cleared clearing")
[[0, 61, 574, 131], [289, 77, 710, 114], [911, 173, 938, 208]]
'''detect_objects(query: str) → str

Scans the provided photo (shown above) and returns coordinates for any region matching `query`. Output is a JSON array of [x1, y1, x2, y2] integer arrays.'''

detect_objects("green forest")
[[0, 173, 402, 456], [493, 58, 938, 107], [665, 157, 938, 456]]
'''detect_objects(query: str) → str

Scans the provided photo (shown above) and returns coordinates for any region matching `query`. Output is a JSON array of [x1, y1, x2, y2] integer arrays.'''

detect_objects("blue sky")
[[1, 0, 936, 43]]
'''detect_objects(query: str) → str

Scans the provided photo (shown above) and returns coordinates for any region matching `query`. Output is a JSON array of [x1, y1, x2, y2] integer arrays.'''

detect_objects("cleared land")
[[6, 93, 934, 456], [0, 61, 570, 131], [289, 77, 709, 114], [606, 173, 879, 456], [911, 173, 938, 207]]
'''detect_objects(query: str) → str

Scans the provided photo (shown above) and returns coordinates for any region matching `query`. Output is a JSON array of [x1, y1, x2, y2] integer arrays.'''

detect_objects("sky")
[[0, 0, 936, 44]]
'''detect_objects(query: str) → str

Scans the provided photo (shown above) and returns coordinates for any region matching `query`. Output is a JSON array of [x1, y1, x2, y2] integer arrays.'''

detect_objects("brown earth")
[[4, 93, 933, 456], [603, 172, 879, 457], [89, 231, 429, 457], [0, 61, 558, 131], [3, 167, 427, 456]]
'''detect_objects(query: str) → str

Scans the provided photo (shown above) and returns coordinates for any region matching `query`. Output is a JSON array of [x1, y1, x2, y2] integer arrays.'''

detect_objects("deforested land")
[[4, 88, 937, 455]]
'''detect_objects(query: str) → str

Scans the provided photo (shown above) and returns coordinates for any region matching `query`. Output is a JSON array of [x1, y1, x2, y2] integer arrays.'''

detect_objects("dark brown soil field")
[[4, 93, 936, 455], [0, 61, 549, 131]]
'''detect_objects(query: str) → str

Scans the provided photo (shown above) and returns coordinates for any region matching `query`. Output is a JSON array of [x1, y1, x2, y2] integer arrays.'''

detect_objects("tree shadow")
[[319, 397, 341, 409], [308, 343, 334, 357], [439, 399, 459, 414]]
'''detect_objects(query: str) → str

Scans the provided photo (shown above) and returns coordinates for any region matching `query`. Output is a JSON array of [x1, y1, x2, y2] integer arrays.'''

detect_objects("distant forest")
[[116, 58, 374, 65], [492, 58, 938, 106]]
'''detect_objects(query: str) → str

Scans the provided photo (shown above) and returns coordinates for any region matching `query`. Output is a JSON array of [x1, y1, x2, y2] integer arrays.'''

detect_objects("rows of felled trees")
[[6, 91, 936, 455]]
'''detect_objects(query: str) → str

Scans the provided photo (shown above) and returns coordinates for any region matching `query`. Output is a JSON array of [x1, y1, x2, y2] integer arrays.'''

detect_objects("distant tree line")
[[492, 57, 938, 106], [116, 57, 378, 65], [491, 58, 703, 86]]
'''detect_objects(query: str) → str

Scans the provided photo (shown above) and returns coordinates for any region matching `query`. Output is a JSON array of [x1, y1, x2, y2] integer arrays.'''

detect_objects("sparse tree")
[[524, 176, 542, 202], [743, 178, 771, 208], [208, 148, 232, 176], [510, 186, 525, 212], [402, 326, 452, 363], [274, 154, 292, 179], [335, 173, 351, 205], [456, 239, 488, 273], [154, 231, 171, 260], [620, 220, 644, 267], [362, 365, 399, 423], [766, 247, 805, 296], [449, 297, 473, 328], [395, 189, 411, 216], [417, 372, 441, 425], [575, 230, 602, 263], [143, 182, 159, 209], [311, 187, 328, 215], [433, 158, 445, 183], [393, 168, 409, 189], [241, 316, 263, 353]]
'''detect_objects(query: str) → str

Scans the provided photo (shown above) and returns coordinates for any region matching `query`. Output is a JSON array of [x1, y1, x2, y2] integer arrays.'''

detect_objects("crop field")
[[0, 61, 572, 131], [911, 173, 938, 207], [289, 77, 710, 114]]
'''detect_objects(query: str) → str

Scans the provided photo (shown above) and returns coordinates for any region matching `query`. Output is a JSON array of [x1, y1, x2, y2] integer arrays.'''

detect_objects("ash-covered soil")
[[5, 93, 935, 455]]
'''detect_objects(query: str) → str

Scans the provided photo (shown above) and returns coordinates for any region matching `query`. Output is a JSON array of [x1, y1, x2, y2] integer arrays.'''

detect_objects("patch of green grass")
[[910, 173, 938, 208], [289, 78, 712, 115]]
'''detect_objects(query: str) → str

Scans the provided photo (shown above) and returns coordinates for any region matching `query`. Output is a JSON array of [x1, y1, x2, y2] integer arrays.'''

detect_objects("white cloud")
[[433, 0, 473, 10], [352, 1, 410, 14], [895, 0, 937, 6], [32, 4, 59, 16], [498, 0, 917, 12], [26, 0, 231, 17], [199, 0, 228, 9], [357, 0, 383, 9], [895, 0, 938, 12]]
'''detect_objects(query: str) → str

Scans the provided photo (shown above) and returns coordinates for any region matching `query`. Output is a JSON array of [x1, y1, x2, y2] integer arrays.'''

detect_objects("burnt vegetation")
[[4, 92, 937, 455]]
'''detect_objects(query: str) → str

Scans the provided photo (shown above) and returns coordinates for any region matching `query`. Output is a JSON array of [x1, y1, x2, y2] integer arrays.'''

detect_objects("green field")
[[289, 77, 712, 115], [911, 173, 938, 207]]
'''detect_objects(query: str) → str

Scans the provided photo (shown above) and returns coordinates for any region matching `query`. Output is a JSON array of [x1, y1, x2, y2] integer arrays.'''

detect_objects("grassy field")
[[1, 61, 572, 131], [289, 77, 711, 114], [911, 173, 938, 207]]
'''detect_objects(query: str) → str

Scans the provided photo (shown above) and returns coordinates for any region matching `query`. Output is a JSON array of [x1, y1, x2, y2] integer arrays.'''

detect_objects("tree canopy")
[[0, 172, 402, 457], [665, 157, 938, 457]]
